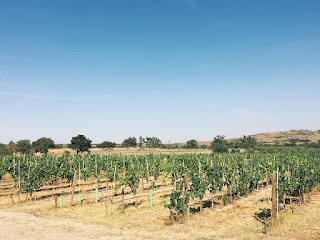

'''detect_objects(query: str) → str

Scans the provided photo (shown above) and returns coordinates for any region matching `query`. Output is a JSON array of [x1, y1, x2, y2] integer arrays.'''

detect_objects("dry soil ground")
[[48, 148, 211, 156], [1, 186, 320, 240]]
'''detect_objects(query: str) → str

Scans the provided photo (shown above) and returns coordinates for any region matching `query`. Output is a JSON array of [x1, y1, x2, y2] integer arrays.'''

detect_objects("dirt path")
[[1, 187, 320, 240], [0, 209, 147, 240]]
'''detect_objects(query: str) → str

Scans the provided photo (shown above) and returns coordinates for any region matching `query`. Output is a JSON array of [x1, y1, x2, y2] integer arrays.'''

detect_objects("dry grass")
[[2, 185, 320, 239], [250, 129, 320, 145], [1, 173, 320, 239], [199, 129, 320, 146], [48, 148, 211, 156]]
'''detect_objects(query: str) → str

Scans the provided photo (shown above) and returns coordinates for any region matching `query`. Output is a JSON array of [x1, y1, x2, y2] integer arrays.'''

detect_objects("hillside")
[[247, 129, 320, 145], [200, 129, 320, 146]]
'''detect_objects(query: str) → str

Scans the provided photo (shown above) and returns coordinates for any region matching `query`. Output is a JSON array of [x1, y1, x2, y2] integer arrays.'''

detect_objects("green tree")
[[211, 135, 229, 153], [96, 141, 117, 148], [0, 143, 10, 155], [138, 136, 145, 147], [32, 137, 55, 154], [186, 139, 198, 149], [239, 136, 258, 148], [6, 141, 17, 155], [69, 135, 92, 154], [121, 137, 137, 148], [145, 137, 163, 148], [16, 140, 32, 154]]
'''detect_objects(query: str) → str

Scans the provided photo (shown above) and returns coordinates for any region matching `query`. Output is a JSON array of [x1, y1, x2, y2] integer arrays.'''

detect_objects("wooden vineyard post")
[[52, 180, 55, 198], [170, 210, 174, 224], [83, 158, 85, 194], [106, 158, 109, 189], [70, 171, 77, 206], [141, 177, 144, 193], [10, 195, 14, 204], [55, 196, 58, 208], [112, 164, 116, 200], [272, 174, 276, 226], [27, 156, 30, 202], [18, 157, 21, 203], [211, 192, 214, 210], [264, 214, 268, 235], [302, 186, 305, 204], [221, 191, 224, 206], [146, 159, 150, 189], [78, 161, 81, 196], [95, 178, 99, 203], [95, 155, 97, 176], [184, 172, 188, 220], [122, 190, 125, 210], [122, 171, 125, 210], [173, 159, 176, 191], [13, 157, 15, 177], [276, 167, 279, 218]]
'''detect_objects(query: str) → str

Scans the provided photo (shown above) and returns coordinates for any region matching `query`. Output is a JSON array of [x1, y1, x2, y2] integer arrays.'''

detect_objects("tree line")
[[1, 133, 320, 156]]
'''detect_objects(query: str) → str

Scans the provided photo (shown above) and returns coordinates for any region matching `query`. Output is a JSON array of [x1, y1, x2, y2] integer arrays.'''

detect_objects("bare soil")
[[1, 186, 320, 240], [48, 148, 211, 156]]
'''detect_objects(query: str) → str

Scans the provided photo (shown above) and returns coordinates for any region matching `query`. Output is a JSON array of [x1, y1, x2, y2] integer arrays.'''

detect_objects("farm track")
[[1, 186, 320, 239], [0, 209, 149, 240]]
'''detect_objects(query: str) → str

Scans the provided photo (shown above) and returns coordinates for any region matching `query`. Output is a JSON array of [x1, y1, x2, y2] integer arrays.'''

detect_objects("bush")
[[145, 137, 163, 148], [6, 141, 17, 155], [0, 144, 10, 156], [97, 141, 117, 148], [121, 137, 137, 148], [212, 144, 229, 153], [186, 139, 198, 149], [233, 136, 258, 149], [32, 137, 55, 154], [211, 135, 229, 153], [16, 140, 32, 154]]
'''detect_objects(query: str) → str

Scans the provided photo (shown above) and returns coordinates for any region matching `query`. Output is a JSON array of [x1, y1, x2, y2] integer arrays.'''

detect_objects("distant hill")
[[243, 129, 320, 145], [198, 129, 320, 146]]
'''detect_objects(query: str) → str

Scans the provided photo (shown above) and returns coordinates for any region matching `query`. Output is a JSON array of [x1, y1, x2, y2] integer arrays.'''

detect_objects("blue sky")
[[0, 0, 320, 144]]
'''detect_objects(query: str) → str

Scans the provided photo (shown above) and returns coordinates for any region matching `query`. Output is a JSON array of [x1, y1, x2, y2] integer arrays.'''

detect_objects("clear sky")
[[0, 0, 320, 144]]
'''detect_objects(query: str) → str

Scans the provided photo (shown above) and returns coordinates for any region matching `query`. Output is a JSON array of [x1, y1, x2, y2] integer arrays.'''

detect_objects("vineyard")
[[0, 149, 320, 225]]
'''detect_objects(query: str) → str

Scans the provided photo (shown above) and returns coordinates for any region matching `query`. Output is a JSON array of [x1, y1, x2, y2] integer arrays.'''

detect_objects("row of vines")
[[0, 149, 319, 217]]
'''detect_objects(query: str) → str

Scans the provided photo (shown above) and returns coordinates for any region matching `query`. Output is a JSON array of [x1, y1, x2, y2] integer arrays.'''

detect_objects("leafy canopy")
[[6, 141, 17, 155], [121, 137, 137, 148], [186, 139, 198, 149], [16, 140, 32, 154], [0, 144, 10, 156], [69, 135, 92, 154], [145, 137, 163, 148], [211, 135, 229, 153], [32, 137, 55, 154], [96, 141, 116, 148]]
